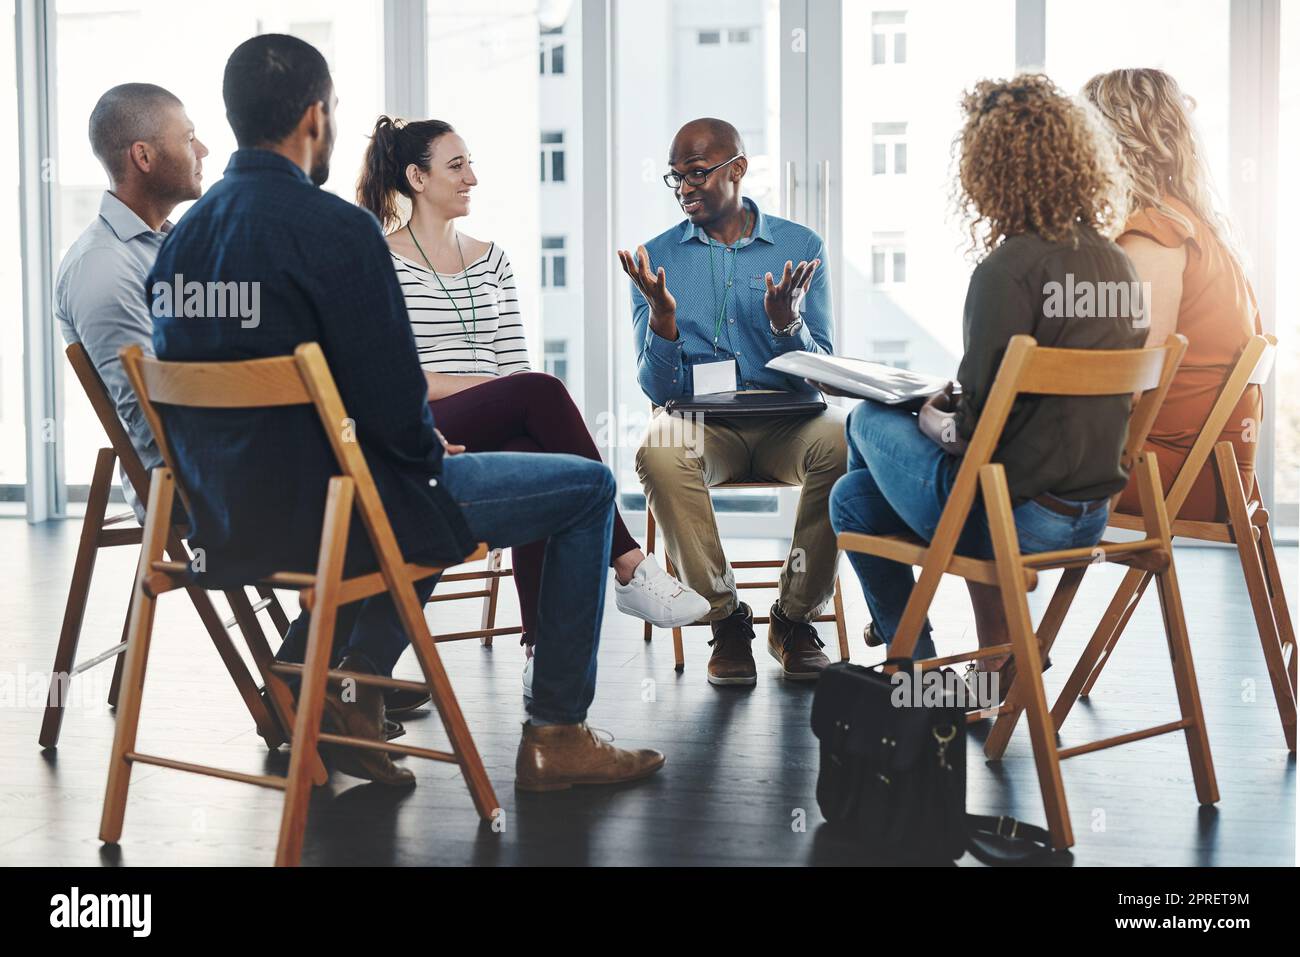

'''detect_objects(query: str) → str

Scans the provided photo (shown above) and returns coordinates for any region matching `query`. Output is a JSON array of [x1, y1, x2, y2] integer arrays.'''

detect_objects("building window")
[[540, 131, 566, 182], [540, 26, 565, 75], [541, 236, 567, 288], [871, 122, 908, 176], [871, 233, 907, 285], [697, 27, 753, 46], [871, 11, 907, 65], [544, 339, 569, 383]]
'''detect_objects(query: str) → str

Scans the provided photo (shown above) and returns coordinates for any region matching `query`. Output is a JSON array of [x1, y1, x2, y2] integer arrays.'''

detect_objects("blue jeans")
[[828, 402, 1110, 659], [277, 450, 615, 724]]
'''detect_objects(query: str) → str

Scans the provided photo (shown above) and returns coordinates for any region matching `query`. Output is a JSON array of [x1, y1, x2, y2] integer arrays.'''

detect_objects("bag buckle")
[[996, 816, 1020, 840], [933, 723, 956, 770]]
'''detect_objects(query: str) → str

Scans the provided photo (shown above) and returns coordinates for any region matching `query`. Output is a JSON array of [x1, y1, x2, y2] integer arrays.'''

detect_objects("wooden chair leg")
[[981, 465, 1073, 849], [986, 565, 1086, 760], [662, 550, 685, 671], [1216, 444, 1296, 751], [404, 605, 499, 821], [105, 594, 132, 709], [100, 468, 175, 845], [40, 448, 115, 749], [275, 477, 354, 867], [832, 574, 849, 662], [1256, 518, 1297, 694], [226, 589, 328, 781], [1079, 569, 1150, 697], [168, 538, 282, 750], [257, 585, 292, 638], [1134, 454, 1218, 805], [480, 548, 502, 647], [1050, 567, 1150, 732], [644, 508, 656, 643]]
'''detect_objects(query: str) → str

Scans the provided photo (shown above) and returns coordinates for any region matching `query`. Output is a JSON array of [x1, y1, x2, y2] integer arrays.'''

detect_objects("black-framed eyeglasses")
[[662, 152, 745, 190]]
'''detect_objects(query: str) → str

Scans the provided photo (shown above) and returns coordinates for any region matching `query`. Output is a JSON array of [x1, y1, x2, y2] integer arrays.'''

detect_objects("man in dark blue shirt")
[[149, 34, 664, 792]]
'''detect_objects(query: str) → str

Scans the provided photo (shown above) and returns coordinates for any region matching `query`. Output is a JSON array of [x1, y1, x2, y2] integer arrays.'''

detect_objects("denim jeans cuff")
[[526, 701, 588, 725]]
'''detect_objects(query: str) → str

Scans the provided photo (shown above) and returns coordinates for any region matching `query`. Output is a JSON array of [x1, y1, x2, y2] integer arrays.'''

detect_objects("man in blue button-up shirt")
[[619, 118, 847, 687]]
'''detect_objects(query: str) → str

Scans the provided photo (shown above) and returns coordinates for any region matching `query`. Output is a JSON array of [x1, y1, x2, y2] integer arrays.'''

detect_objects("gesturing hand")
[[617, 245, 678, 339], [764, 258, 820, 332]]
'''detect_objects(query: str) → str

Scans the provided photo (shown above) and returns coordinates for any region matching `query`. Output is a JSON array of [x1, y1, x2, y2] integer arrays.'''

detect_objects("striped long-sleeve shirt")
[[391, 243, 531, 376]]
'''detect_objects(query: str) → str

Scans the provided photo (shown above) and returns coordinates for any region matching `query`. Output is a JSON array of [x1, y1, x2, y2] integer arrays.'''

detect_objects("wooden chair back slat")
[[65, 343, 154, 503], [885, 334, 1187, 655], [1156, 334, 1274, 520], [134, 353, 313, 408], [1017, 341, 1172, 396]]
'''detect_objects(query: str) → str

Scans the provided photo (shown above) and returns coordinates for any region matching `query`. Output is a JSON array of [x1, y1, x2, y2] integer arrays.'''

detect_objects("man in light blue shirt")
[[619, 118, 847, 688], [54, 83, 208, 519]]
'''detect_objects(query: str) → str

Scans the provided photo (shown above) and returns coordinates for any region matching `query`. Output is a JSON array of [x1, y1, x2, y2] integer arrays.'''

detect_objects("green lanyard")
[[407, 224, 479, 371], [706, 209, 752, 353]]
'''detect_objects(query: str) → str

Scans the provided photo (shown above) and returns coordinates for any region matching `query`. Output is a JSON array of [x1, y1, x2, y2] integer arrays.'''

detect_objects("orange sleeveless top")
[[1118, 196, 1262, 517]]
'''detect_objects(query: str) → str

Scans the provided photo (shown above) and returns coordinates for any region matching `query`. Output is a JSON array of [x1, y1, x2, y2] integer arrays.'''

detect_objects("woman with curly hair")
[[1085, 68, 1263, 522], [827, 75, 1147, 690]]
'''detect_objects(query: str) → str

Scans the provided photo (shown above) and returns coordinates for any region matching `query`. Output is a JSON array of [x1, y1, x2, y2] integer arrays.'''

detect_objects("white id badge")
[[692, 358, 737, 396]]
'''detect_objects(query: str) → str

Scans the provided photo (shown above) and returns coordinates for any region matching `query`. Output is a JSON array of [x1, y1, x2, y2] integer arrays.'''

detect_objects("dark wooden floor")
[[1, 517, 1294, 866]]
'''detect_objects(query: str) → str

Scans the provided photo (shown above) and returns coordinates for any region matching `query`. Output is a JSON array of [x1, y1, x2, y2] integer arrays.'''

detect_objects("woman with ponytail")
[[357, 116, 708, 695], [1084, 69, 1264, 521]]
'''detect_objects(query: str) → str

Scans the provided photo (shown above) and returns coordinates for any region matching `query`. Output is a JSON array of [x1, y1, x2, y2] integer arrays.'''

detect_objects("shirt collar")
[[99, 191, 169, 242], [225, 148, 315, 185], [677, 197, 774, 246]]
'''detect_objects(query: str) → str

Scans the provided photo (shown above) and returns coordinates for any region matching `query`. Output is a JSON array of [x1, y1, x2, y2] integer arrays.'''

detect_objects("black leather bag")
[[811, 660, 1056, 865]]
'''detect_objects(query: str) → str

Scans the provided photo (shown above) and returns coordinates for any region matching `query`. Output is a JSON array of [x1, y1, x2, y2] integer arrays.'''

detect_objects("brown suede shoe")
[[515, 722, 666, 792], [707, 602, 757, 686], [767, 602, 830, 680], [320, 656, 415, 788]]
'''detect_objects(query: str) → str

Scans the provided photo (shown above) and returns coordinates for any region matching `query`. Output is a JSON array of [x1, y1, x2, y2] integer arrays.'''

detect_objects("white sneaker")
[[614, 554, 711, 628], [523, 655, 534, 700]]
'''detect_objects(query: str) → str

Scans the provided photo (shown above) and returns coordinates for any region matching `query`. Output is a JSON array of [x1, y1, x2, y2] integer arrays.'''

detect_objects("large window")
[[612, 0, 782, 525], [52, 0, 383, 504], [8, 0, 1293, 538], [425, 0, 584, 410], [1044, 0, 1230, 194], [839, 0, 1016, 384], [1, 7, 22, 512], [1277, 5, 1299, 520]]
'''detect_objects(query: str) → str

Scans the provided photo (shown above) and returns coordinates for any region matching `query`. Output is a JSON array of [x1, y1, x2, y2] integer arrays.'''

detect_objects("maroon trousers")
[[429, 372, 639, 642]]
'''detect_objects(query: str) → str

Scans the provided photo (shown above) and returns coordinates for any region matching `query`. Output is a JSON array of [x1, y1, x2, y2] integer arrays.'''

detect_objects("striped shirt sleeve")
[[491, 248, 531, 374]]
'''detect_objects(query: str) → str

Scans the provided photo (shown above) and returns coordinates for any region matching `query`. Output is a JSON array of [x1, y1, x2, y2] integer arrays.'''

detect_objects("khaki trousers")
[[635, 407, 848, 623]]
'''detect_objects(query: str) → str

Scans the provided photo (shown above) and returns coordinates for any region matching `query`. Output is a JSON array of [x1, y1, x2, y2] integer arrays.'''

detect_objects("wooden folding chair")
[[1052, 334, 1295, 751], [839, 334, 1217, 850], [40, 343, 287, 750], [429, 548, 523, 648], [100, 343, 498, 866], [644, 480, 851, 672]]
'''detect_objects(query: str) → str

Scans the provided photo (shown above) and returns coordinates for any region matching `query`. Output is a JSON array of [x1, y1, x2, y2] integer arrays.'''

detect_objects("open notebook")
[[767, 353, 955, 407]]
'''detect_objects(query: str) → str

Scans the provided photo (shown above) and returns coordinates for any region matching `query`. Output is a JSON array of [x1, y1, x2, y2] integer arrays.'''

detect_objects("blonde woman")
[[827, 75, 1145, 694], [1085, 68, 1263, 521]]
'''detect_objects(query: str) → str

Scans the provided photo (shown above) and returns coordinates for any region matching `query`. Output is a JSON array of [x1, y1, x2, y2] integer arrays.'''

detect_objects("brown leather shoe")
[[767, 603, 830, 680], [707, 602, 757, 686], [320, 656, 415, 788], [515, 722, 665, 792]]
